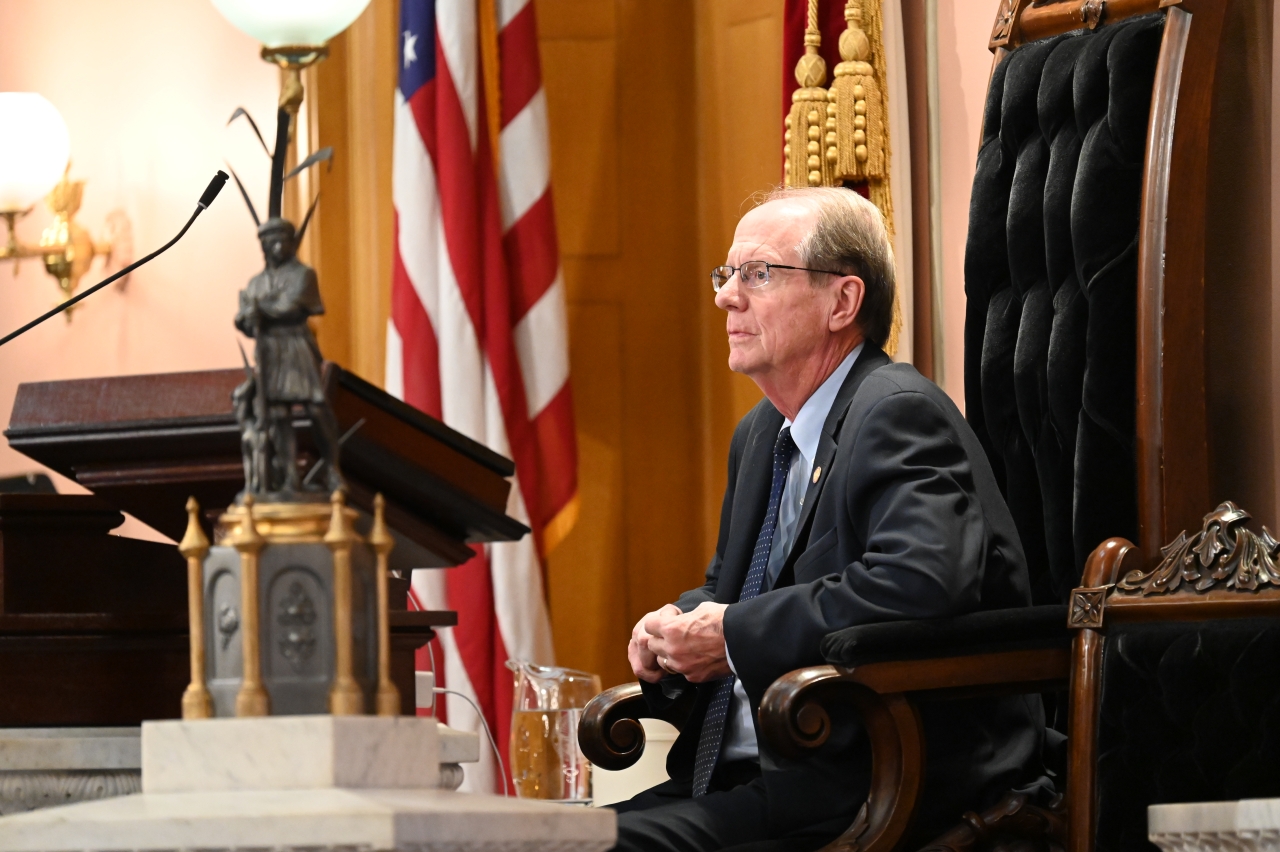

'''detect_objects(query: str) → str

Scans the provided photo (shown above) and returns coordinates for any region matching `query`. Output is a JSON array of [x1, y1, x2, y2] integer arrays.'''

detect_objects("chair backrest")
[[965, 0, 1232, 603], [1067, 505, 1280, 852]]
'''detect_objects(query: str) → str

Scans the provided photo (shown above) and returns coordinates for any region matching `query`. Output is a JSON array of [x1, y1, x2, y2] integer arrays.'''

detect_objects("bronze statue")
[[229, 107, 340, 500]]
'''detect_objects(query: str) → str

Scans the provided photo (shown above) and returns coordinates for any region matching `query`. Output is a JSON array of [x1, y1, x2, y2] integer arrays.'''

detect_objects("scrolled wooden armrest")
[[757, 648, 1070, 852], [759, 647, 1069, 760], [760, 665, 924, 852], [758, 665, 850, 760], [579, 682, 651, 771]]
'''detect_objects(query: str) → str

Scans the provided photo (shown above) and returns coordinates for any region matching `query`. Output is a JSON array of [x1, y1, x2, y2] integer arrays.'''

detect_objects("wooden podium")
[[0, 365, 525, 725]]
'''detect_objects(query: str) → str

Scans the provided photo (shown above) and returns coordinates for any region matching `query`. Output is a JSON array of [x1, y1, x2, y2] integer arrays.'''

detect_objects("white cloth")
[[720, 343, 863, 763]]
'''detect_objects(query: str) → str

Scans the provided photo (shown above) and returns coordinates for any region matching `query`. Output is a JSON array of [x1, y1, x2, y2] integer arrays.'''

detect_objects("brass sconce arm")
[[0, 210, 42, 262], [261, 44, 329, 117], [0, 170, 132, 318]]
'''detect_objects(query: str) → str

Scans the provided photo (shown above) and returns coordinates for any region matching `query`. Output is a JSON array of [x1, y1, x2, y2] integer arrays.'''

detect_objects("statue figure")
[[229, 107, 341, 500]]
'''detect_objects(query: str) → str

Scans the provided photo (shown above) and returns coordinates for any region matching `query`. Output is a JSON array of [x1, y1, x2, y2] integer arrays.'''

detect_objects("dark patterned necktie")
[[692, 426, 796, 796]]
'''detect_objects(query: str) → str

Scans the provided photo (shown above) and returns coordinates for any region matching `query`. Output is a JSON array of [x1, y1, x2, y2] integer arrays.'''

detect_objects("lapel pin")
[[812, 466, 822, 484]]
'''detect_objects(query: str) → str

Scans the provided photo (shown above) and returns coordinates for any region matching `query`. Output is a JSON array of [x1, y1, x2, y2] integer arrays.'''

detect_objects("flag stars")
[[403, 30, 418, 69]]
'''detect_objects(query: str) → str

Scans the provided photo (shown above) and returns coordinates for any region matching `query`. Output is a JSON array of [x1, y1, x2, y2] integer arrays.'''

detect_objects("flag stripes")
[[391, 0, 576, 793]]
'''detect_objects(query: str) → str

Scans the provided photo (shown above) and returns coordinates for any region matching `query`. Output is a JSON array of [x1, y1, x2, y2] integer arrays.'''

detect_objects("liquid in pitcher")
[[508, 661, 600, 804], [510, 707, 590, 802]]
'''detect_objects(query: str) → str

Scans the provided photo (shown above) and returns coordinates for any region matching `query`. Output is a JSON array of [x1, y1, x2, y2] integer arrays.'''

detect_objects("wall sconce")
[[211, 0, 372, 238], [0, 93, 131, 318], [211, 0, 373, 113]]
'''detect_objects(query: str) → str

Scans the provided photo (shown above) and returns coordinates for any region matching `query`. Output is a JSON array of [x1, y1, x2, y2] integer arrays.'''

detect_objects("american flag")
[[388, 0, 577, 794]]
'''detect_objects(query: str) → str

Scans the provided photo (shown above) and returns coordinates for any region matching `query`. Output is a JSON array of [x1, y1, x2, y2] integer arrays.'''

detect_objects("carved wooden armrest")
[[758, 646, 1070, 852], [578, 683, 652, 772]]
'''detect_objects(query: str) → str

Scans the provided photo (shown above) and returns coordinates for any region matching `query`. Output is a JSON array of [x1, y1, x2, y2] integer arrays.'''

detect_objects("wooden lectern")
[[0, 364, 525, 725]]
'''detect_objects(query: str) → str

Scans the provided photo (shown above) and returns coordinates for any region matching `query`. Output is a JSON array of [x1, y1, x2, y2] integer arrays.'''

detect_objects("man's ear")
[[828, 274, 865, 333]]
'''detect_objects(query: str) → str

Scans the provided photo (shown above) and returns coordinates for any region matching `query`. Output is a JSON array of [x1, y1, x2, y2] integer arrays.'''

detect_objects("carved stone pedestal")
[[0, 715, 615, 852], [0, 727, 141, 815]]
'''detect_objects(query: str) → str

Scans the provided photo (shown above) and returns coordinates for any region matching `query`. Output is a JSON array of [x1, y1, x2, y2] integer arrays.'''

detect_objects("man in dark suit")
[[612, 187, 1046, 851]]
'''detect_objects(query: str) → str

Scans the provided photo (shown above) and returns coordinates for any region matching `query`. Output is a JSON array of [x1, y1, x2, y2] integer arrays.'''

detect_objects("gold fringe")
[[868, 178, 901, 358], [477, 0, 502, 175], [787, 93, 834, 188]]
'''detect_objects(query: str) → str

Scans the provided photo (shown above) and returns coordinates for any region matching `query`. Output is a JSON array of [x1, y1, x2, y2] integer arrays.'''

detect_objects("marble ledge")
[[0, 727, 140, 772], [0, 787, 617, 852], [143, 715, 441, 793], [1150, 798, 1280, 852], [438, 720, 480, 764]]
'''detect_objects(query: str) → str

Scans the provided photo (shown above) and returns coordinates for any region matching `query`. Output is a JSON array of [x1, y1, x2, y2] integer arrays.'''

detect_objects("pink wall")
[[935, 1, 1002, 408], [0, 0, 277, 535]]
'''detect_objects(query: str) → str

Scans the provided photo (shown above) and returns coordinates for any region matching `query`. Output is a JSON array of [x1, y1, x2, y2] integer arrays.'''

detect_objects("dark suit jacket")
[[642, 345, 1046, 842]]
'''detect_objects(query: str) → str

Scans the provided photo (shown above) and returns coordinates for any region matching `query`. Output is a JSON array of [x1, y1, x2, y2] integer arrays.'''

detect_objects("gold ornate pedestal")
[[180, 491, 397, 721], [216, 497, 356, 546]]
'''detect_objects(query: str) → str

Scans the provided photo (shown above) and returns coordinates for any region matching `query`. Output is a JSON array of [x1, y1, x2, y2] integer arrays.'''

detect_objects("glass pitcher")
[[507, 660, 602, 803]]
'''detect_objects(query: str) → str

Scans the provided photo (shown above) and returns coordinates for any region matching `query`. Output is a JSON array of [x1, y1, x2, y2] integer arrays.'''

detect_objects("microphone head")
[[199, 170, 229, 209]]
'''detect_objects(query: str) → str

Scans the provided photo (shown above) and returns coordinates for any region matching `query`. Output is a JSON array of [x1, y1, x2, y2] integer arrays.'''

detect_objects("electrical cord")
[[435, 687, 509, 798], [407, 585, 503, 795], [406, 585, 439, 719], [428, 641, 440, 708]]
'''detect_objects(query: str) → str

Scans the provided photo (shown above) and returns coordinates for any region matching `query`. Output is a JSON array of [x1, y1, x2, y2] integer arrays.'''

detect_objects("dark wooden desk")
[[0, 365, 517, 724]]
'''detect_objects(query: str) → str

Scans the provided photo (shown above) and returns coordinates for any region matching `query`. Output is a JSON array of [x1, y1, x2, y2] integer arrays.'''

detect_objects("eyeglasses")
[[710, 260, 847, 293]]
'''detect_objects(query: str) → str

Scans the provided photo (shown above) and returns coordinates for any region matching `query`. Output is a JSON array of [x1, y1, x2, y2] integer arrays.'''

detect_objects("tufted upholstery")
[[1094, 619, 1280, 852], [965, 15, 1165, 602]]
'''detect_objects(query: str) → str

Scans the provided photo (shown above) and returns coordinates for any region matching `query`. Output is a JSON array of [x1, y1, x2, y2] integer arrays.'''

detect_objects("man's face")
[[262, 231, 295, 265], [715, 201, 842, 378]]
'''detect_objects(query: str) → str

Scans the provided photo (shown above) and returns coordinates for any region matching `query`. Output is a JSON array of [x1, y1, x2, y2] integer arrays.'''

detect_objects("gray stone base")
[[0, 727, 142, 814], [0, 770, 141, 815]]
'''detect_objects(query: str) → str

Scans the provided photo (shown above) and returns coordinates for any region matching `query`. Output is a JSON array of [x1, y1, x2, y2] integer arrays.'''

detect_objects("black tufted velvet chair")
[[966, 12, 1165, 603], [580, 1, 1253, 850]]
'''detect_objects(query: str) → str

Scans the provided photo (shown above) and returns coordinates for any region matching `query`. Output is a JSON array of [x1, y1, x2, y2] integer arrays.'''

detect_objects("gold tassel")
[[869, 178, 899, 357], [782, 0, 903, 357], [785, 0, 833, 188], [832, 0, 901, 358], [831, 0, 889, 183]]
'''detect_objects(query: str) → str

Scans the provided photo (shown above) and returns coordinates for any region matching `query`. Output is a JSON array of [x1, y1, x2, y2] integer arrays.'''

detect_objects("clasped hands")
[[628, 602, 731, 684]]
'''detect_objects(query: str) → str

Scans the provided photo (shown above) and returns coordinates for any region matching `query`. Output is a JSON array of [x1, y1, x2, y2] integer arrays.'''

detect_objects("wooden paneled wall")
[[304, 0, 398, 386], [693, 0, 783, 560], [307, 0, 785, 689], [540, 0, 785, 687]]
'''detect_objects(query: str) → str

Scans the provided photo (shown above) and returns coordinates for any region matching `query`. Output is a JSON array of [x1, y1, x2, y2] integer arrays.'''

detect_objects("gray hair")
[[758, 186, 896, 349]]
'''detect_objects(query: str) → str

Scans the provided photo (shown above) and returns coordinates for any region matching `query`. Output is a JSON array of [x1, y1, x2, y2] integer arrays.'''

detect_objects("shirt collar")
[[783, 342, 864, 463]]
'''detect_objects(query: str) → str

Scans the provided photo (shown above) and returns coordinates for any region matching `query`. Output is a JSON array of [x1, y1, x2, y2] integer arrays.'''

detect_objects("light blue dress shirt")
[[720, 343, 863, 763]]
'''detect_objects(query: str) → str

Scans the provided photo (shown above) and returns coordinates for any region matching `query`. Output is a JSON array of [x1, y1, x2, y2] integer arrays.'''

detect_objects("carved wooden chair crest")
[[581, 1, 1265, 850]]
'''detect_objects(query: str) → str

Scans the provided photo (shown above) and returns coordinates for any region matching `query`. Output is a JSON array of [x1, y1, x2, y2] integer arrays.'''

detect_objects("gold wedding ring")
[[658, 657, 677, 675]]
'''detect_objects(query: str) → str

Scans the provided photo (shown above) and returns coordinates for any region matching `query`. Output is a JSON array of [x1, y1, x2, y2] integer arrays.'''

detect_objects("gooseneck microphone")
[[0, 170, 230, 348]]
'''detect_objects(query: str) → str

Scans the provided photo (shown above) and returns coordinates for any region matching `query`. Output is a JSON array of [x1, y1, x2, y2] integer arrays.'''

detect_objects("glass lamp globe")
[[211, 0, 373, 48], [0, 93, 71, 213]]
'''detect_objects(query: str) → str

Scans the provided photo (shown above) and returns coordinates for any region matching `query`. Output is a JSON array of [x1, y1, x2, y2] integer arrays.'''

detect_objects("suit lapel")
[[774, 345, 892, 586], [716, 404, 784, 603]]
